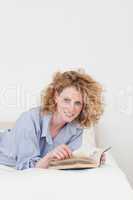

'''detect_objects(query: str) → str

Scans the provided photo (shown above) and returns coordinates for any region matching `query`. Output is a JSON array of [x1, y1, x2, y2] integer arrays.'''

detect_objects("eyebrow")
[[64, 97, 82, 104], [75, 100, 82, 104]]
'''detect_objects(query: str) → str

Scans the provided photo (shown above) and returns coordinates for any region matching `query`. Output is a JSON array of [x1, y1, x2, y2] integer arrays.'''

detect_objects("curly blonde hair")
[[41, 69, 104, 128]]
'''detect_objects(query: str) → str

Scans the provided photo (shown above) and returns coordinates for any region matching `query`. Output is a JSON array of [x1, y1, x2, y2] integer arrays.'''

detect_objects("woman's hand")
[[100, 152, 106, 165], [35, 144, 72, 169], [49, 144, 72, 160]]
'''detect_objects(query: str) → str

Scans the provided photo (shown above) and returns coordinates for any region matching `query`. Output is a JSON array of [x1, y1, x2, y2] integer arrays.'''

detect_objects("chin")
[[62, 115, 76, 123]]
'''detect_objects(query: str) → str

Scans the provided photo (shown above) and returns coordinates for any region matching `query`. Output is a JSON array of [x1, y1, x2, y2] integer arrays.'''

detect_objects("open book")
[[48, 147, 111, 170]]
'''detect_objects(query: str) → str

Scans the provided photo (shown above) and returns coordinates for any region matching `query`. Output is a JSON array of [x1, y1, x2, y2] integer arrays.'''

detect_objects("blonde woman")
[[0, 69, 104, 170]]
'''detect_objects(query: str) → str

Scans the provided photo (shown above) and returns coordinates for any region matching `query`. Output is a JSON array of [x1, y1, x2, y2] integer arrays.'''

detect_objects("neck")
[[50, 112, 66, 137], [51, 112, 66, 129]]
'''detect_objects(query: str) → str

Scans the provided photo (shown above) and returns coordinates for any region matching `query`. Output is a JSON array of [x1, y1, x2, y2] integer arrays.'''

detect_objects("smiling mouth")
[[64, 111, 74, 118]]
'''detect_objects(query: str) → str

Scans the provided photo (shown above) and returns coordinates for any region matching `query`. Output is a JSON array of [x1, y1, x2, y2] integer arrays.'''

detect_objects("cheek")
[[56, 101, 66, 111], [77, 109, 82, 115], [74, 106, 82, 115]]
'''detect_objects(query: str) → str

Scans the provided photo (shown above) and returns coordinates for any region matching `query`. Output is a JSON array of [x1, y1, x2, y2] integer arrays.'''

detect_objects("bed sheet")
[[0, 153, 132, 200]]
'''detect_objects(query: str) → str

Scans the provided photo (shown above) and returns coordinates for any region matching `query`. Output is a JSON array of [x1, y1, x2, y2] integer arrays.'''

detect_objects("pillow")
[[0, 129, 12, 134], [0, 122, 15, 130], [73, 126, 97, 157], [83, 126, 96, 147]]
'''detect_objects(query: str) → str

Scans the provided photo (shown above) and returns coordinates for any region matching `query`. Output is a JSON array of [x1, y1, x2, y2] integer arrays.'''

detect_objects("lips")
[[64, 111, 74, 118]]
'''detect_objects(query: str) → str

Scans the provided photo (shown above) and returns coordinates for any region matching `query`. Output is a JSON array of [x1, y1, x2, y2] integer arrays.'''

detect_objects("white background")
[[0, 0, 133, 188]]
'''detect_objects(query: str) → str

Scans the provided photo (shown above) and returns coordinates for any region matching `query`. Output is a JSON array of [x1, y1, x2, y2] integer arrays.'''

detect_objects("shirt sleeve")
[[67, 129, 83, 151], [12, 111, 41, 170]]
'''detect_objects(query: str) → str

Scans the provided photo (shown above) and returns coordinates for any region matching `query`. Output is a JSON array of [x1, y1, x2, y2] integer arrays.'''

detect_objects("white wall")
[[0, 0, 133, 188]]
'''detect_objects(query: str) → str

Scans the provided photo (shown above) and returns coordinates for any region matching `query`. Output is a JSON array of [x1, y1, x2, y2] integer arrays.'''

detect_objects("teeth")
[[64, 112, 73, 117]]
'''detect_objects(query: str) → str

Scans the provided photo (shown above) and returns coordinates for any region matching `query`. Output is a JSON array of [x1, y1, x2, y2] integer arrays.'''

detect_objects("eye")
[[64, 98, 70, 102], [75, 101, 82, 106]]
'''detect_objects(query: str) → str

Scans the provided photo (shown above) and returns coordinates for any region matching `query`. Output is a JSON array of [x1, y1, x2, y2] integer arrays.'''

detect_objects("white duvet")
[[0, 153, 133, 200]]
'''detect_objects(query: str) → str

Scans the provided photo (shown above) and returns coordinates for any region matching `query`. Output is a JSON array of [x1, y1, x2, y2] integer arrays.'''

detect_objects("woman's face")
[[54, 87, 83, 123]]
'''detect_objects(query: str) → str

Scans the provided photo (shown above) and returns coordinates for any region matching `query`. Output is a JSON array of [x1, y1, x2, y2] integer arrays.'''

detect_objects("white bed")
[[0, 153, 133, 200], [0, 123, 133, 200]]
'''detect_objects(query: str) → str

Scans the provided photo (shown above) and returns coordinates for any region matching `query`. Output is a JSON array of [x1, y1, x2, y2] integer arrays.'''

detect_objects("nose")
[[68, 103, 76, 113]]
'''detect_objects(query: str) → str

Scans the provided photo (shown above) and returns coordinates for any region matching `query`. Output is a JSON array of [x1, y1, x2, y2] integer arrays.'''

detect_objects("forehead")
[[59, 87, 83, 101]]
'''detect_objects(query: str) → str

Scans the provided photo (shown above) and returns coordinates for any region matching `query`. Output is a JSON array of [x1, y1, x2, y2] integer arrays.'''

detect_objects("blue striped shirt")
[[0, 107, 83, 170]]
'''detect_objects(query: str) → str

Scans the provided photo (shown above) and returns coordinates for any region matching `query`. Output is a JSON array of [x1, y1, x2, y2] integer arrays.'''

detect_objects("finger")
[[52, 151, 61, 160], [52, 150, 64, 160], [102, 153, 106, 161], [61, 144, 72, 157], [60, 148, 70, 159], [101, 159, 105, 164], [100, 154, 105, 165], [101, 153, 106, 159], [101, 156, 106, 164], [57, 145, 70, 158], [56, 151, 65, 160]]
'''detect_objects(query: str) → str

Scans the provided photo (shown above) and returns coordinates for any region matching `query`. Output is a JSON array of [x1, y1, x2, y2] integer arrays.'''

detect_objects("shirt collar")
[[68, 120, 83, 130], [41, 113, 53, 145], [41, 113, 83, 144]]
